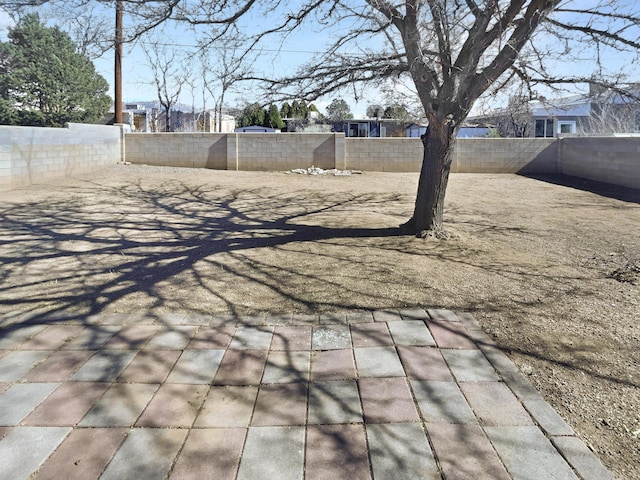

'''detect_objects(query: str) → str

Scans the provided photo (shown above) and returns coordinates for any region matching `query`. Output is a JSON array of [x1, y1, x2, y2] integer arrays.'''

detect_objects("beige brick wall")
[[345, 138, 424, 172], [236, 133, 337, 171], [126, 133, 339, 171], [343, 137, 558, 173], [126, 134, 561, 174], [559, 137, 640, 189], [58, 131, 640, 188], [452, 138, 558, 173], [126, 132, 228, 169], [0, 123, 122, 191]]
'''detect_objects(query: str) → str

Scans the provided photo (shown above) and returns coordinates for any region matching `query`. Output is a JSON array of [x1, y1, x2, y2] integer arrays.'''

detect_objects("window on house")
[[535, 119, 554, 137], [558, 121, 576, 135]]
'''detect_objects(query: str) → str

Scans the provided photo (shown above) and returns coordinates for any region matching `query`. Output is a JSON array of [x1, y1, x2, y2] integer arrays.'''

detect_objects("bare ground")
[[0, 165, 638, 478]]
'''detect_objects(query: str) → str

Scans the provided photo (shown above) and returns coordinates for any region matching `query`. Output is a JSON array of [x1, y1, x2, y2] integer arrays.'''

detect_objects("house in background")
[[106, 102, 237, 132], [457, 125, 494, 137], [103, 103, 153, 131], [470, 85, 640, 137], [406, 122, 494, 138], [406, 123, 428, 137], [333, 119, 408, 137], [123, 104, 154, 132], [529, 95, 591, 137], [235, 125, 279, 133]]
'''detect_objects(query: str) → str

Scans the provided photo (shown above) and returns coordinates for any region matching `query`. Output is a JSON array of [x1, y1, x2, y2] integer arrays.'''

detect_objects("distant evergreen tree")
[[267, 103, 285, 129], [280, 101, 291, 118], [298, 100, 308, 119], [238, 102, 266, 127], [308, 103, 323, 119], [0, 14, 111, 127], [290, 100, 300, 118], [326, 98, 353, 120], [383, 103, 409, 120]]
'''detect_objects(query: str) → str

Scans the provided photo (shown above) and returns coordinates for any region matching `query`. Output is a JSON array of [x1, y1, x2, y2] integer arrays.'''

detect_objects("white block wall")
[[6, 129, 637, 192], [126, 133, 564, 174], [125, 133, 228, 169], [0, 123, 122, 191], [236, 133, 338, 171]]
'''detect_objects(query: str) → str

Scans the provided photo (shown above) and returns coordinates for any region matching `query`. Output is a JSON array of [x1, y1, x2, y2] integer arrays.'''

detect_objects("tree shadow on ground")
[[0, 179, 409, 321], [0, 175, 635, 392]]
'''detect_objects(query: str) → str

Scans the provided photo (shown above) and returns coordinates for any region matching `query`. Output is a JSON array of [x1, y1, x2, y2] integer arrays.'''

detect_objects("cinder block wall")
[[236, 133, 338, 171], [452, 138, 558, 173], [343, 137, 558, 173], [124, 133, 640, 190], [3, 128, 639, 192], [0, 123, 122, 191], [125, 132, 228, 169], [345, 138, 424, 172], [126, 132, 561, 174], [559, 137, 640, 189], [126, 133, 340, 171]]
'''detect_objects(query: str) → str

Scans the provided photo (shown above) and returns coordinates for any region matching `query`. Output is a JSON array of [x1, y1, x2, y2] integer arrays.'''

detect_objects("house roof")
[[235, 125, 278, 132], [471, 88, 639, 121], [530, 95, 591, 117]]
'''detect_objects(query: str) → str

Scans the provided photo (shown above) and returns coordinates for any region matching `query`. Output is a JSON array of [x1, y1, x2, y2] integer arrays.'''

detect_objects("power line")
[[136, 39, 361, 57]]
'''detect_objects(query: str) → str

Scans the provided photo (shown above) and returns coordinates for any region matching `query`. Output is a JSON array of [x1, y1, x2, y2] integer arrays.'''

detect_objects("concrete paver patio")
[[0, 308, 613, 479]]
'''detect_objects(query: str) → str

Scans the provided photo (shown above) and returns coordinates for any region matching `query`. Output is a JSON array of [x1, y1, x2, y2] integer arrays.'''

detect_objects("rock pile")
[[289, 165, 357, 176]]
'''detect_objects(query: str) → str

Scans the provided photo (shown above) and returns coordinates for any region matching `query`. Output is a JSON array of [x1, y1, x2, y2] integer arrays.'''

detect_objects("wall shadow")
[[521, 173, 640, 204]]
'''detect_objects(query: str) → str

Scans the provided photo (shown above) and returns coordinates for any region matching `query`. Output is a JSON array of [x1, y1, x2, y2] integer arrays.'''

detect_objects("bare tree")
[[177, 74, 199, 132], [487, 94, 533, 138], [142, 39, 187, 132], [5, 1, 639, 235], [0, 1, 258, 43], [250, 1, 640, 236], [579, 86, 640, 136], [198, 33, 255, 132]]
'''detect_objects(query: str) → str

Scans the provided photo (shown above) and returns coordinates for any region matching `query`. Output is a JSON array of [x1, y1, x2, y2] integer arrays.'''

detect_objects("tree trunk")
[[403, 118, 456, 237]]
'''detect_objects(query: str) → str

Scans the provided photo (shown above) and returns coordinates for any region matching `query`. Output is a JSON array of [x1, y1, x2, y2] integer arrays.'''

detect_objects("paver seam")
[[234, 363, 275, 479], [451, 311, 606, 480], [394, 315, 450, 479], [396, 402, 446, 479], [418, 309, 511, 476], [164, 427, 196, 480], [38, 426, 131, 479]]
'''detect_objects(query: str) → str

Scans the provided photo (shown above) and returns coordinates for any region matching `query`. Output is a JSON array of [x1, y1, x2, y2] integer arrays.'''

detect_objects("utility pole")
[[114, 0, 123, 124]]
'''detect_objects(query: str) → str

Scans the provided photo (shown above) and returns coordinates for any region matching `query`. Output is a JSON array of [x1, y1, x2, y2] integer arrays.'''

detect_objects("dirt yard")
[[0, 165, 638, 478]]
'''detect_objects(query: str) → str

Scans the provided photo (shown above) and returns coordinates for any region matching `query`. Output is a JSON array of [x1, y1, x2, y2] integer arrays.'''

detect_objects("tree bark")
[[402, 117, 456, 237]]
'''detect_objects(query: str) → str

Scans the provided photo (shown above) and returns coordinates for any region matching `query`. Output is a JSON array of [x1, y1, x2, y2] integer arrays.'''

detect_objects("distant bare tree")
[[579, 87, 640, 136], [198, 34, 254, 132], [494, 95, 532, 138], [142, 39, 187, 132]]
